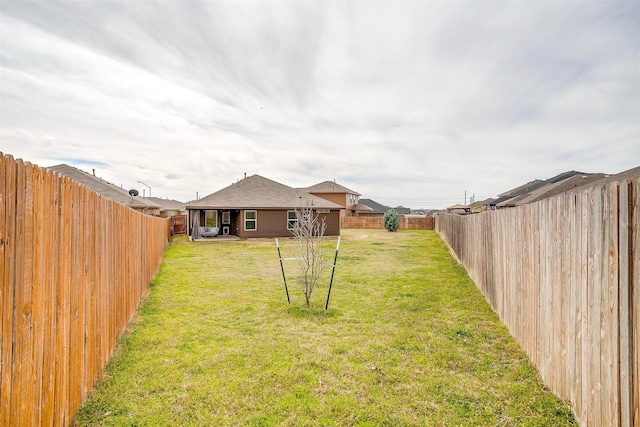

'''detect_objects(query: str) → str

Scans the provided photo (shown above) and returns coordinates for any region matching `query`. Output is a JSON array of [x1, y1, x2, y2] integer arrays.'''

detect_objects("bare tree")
[[290, 206, 328, 307]]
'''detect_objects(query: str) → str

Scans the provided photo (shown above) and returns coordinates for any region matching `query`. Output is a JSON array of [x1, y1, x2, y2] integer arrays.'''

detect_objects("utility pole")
[[464, 190, 467, 206], [138, 181, 151, 198]]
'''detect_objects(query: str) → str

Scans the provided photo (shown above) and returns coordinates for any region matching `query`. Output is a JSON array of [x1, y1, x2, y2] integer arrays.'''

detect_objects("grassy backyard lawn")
[[74, 229, 575, 426]]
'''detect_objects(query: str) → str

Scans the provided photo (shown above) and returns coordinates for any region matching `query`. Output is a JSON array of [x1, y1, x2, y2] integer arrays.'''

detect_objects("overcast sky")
[[1, 1, 638, 208]]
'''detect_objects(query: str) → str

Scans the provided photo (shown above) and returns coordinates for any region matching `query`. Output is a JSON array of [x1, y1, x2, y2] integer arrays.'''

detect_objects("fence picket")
[[1, 154, 17, 426], [631, 179, 639, 426]]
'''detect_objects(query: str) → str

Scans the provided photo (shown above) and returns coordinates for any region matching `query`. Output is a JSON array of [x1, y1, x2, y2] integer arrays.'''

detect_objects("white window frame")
[[288, 209, 312, 230], [287, 210, 297, 230], [244, 210, 257, 231], [222, 211, 231, 224]]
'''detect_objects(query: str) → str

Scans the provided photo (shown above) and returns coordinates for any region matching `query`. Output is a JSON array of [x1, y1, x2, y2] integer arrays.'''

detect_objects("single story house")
[[358, 198, 389, 216], [185, 174, 343, 239], [359, 199, 410, 216], [446, 203, 469, 215], [145, 197, 186, 218]]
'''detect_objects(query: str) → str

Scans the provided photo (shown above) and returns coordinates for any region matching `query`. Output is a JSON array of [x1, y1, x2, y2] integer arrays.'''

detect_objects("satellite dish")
[[129, 189, 139, 197]]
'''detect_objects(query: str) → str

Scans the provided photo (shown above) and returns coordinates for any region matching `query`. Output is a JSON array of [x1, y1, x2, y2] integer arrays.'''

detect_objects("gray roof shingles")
[[146, 197, 185, 210], [302, 181, 360, 195], [186, 175, 343, 210], [47, 164, 160, 209]]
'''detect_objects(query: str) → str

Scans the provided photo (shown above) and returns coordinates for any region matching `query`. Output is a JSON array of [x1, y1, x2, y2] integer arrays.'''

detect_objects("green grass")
[[74, 229, 575, 426]]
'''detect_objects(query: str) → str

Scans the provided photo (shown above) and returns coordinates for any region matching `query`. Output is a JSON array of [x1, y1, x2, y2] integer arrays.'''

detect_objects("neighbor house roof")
[[358, 199, 411, 215], [576, 165, 640, 189], [351, 203, 374, 213], [47, 164, 160, 210], [512, 173, 606, 206], [495, 171, 592, 207], [146, 197, 185, 211], [394, 206, 411, 215], [496, 179, 544, 198], [469, 198, 494, 212], [302, 181, 360, 195], [359, 198, 390, 214], [447, 203, 468, 210], [186, 175, 343, 210]]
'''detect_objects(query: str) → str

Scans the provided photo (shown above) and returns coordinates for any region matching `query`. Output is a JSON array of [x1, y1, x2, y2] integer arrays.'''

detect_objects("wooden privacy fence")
[[1, 154, 170, 425], [341, 215, 435, 230], [436, 179, 639, 427]]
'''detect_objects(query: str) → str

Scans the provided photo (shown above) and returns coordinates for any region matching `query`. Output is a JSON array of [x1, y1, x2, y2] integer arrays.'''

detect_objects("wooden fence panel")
[[0, 153, 170, 425], [436, 178, 638, 427], [341, 215, 435, 230]]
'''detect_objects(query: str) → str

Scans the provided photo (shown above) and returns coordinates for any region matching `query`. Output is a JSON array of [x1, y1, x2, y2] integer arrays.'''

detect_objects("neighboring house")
[[447, 203, 469, 215], [359, 198, 389, 216], [302, 181, 365, 217], [359, 199, 410, 216], [491, 179, 546, 208], [47, 164, 161, 215], [394, 206, 411, 215], [469, 198, 494, 213], [572, 165, 640, 190], [351, 203, 374, 216], [145, 197, 186, 218], [494, 171, 606, 208], [186, 174, 343, 239]]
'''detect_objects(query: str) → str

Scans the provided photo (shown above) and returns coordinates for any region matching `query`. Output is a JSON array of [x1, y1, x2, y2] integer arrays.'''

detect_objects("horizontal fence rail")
[[436, 179, 639, 427], [1, 153, 170, 425], [341, 215, 435, 230]]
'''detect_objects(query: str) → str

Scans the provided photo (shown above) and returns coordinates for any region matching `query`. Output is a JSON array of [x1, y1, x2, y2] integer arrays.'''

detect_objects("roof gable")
[[303, 180, 360, 196], [187, 175, 343, 210]]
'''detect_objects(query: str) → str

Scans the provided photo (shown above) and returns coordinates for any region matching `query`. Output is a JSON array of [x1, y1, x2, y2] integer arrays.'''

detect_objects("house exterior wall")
[[236, 209, 341, 238], [318, 210, 341, 236], [310, 192, 363, 218], [310, 192, 347, 208]]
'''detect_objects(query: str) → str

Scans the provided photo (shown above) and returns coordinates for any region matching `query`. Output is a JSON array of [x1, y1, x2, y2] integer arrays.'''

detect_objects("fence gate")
[[171, 214, 187, 235]]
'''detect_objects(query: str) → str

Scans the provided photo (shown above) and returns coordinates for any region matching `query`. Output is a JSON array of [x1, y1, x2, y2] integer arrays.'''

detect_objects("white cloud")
[[1, 0, 638, 207]]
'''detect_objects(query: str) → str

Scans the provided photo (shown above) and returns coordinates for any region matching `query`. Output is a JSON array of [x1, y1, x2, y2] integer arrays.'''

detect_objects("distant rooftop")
[[187, 174, 343, 210], [47, 164, 160, 210], [302, 180, 360, 195]]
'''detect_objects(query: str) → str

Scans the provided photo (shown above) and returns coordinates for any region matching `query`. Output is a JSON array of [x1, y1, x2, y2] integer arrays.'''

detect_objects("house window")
[[205, 210, 218, 227], [222, 211, 230, 224], [244, 210, 257, 231], [287, 210, 298, 229], [287, 210, 312, 229]]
